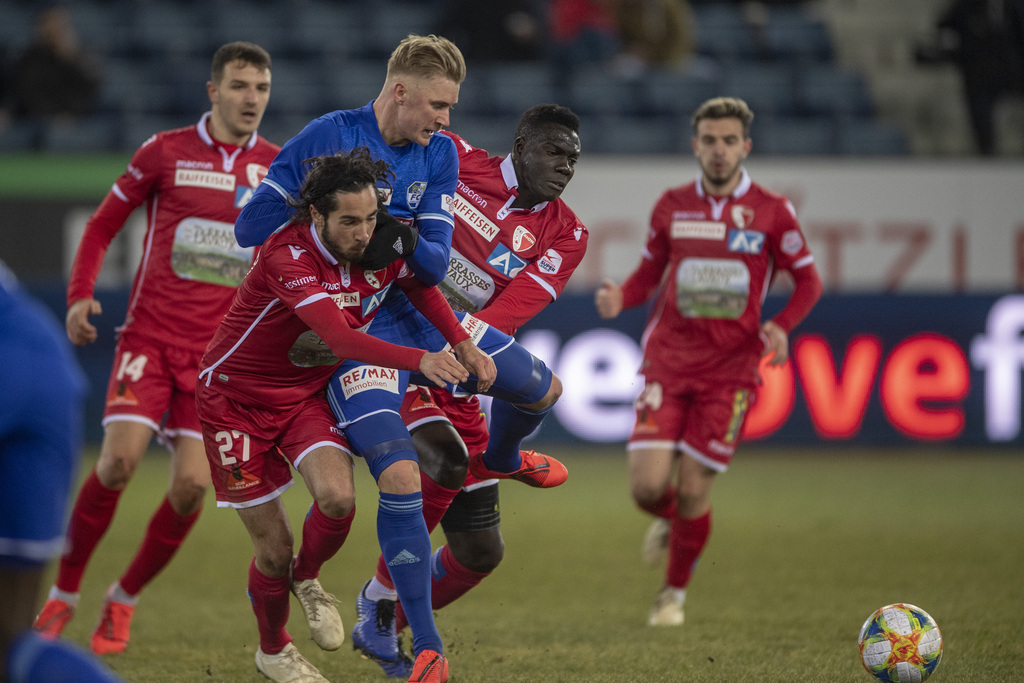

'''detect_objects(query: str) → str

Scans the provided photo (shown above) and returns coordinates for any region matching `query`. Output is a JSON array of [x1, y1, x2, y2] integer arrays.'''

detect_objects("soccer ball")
[[858, 603, 943, 682]]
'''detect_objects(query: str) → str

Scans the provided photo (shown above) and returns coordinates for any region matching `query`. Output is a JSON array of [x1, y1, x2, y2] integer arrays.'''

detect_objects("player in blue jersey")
[[235, 35, 567, 681], [0, 260, 123, 683]]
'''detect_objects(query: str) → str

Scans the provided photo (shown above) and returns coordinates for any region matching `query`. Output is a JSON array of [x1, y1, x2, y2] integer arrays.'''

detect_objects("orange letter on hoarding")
[[743, 355, 795, 440], [796, 335, 882, 439], [880, 333, 968, 440]]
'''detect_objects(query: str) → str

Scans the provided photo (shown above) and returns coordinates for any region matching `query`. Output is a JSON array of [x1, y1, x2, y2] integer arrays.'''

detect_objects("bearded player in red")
[[596, 97, 823, 627], [34, 42, 279, 655]]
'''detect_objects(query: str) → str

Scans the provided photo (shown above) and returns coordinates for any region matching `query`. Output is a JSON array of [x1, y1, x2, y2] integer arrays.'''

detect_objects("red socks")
[[119, 496, 200, 595], [55, 470, 122, 593], [292, 502, 355, 582], [666, 510, 712, 589], [248, 559, 292, 654]]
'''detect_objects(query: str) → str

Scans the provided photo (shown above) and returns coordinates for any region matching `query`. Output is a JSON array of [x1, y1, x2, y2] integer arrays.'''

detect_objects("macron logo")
[[387, 550, 420, 566], [288, 245, 306, 260]]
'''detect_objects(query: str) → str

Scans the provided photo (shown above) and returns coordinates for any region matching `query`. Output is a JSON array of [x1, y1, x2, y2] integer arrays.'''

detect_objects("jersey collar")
[[197, 112, 259, 151], [308, 223, 339, 266], [695, 167, 751, 200], [498, 154, 549, 218]]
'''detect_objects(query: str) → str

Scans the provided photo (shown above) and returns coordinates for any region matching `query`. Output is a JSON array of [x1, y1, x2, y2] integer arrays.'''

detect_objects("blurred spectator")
[[919, 0, 1024, 155], [435, 0, 544, 62], [6, 5, 102, 148], [548, 0, 620, 82], [613, 0, 697, 77]]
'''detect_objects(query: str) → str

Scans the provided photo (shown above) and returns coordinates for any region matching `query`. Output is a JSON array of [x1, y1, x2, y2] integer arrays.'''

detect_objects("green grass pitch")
[[47, 445, 1024, 682]]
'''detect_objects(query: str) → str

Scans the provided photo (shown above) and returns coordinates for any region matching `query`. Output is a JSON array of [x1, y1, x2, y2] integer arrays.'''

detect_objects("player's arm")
[[398, 276, 496, 391], [294, 295, 470, 388], [402, 139, 458, 285], [761, 202, 824, 365], [761, 261, 823, 366], [596, 209, 671, 319], [66, 145, 155, 345], [235, 117, 335, 247], [476, 221, 589, 334]]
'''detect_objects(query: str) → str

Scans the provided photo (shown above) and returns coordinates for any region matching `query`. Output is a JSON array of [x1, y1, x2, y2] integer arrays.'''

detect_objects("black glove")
[[359, 210, 420, 270]]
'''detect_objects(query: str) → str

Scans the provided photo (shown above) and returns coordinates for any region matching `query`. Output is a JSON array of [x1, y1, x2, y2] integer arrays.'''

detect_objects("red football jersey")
[[623, 169, 817, 386], [437, 131, 588, 335], [67, 113, 280, 351], [198, 222, 429, 410]]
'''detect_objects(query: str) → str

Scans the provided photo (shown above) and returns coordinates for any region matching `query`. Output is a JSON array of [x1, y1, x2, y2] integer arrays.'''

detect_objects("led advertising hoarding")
[[515, 292, 1024, 446]]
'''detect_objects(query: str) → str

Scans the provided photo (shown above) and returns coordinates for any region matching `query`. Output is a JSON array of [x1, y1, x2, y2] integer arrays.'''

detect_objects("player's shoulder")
[[252, 135, 282, 157], [656, 180, 700, 207], [744, 180, 799, 222], [745, 179, 788, 205]]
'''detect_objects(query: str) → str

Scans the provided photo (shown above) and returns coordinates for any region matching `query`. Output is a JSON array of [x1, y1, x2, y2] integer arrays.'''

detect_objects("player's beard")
[[701, 158, 741, 191], [319, 227, 366, 265]]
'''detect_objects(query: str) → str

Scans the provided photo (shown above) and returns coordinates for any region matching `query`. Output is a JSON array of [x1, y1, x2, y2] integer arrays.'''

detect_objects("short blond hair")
[[691, 97, 754, 138], [386, 34, 466, 84]]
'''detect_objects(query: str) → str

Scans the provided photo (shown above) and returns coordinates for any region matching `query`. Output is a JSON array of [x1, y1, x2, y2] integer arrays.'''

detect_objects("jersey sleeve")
[[235, 116, 337, 247], [397, 274, 470, 347], [403, 135, 458, 286], [475, 217, 589, 335], [66, 136, 161, 305], [620, 194, 672, 309], [766, 198, 822, 333], [263, 246, 425, 370]]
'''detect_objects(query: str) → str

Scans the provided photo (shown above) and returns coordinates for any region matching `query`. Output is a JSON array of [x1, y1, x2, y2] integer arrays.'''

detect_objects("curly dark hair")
[[287, 148, 393, 225]]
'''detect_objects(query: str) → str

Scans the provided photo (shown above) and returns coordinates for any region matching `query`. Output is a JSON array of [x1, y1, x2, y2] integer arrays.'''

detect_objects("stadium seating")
[[0, 0, 916, 157]]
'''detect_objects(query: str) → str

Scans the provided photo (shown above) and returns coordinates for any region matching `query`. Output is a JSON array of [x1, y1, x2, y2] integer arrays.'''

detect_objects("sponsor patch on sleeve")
[[781, 229, 804, 255]]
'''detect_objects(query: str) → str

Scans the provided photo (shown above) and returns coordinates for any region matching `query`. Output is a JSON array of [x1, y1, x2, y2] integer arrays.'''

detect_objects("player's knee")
[[258, 545, 295, 578], [414, 423, 468, 490], [450, 530, 504, 573], [95, 450, 141, 489], [631, 480, 666, 509], [167, 481, 206, 516], [314, 488, 356, 519], [521, 372, 562, 412]]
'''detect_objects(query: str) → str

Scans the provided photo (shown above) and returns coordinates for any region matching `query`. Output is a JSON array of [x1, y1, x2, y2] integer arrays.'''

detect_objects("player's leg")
[[34, 420, 153, 638], [237, 498, 326, 683], [92, 432, 208, 654], [393, 482, 504, 634], [290, 444, 355, 653], [652, 383, 748, 627], [430, 320, 568, 487]]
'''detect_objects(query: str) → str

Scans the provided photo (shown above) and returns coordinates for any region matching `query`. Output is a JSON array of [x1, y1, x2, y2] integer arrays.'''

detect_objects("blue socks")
[[377, 491, 441, 656], [482, 400, 552, 472]]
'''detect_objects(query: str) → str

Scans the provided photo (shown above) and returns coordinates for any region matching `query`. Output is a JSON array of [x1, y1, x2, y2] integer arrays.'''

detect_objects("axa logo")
[[362, 283, 391, 317], [728, 229, 765, 254], [487, 244, 527, 278]]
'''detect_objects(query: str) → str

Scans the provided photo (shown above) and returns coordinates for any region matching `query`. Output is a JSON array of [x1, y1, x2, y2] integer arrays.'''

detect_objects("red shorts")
[[400, 386, 491, 487], [196, 384, 350, 508], [102, 331, 202, 441], [627, 375, 753, 472]]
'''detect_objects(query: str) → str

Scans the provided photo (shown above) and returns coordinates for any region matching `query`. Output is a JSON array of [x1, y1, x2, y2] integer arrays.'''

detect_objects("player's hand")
[[419, 349, 470, 389], [66, 298, 102, 346], [359, 211, 420, 270], [760, 320, 789, 366], [595, 279, 623, 319], [452, 339, 496, 393]]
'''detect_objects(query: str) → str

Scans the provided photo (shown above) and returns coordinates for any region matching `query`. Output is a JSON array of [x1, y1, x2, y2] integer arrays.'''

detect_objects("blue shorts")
[[0, 288, 87, 567]]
